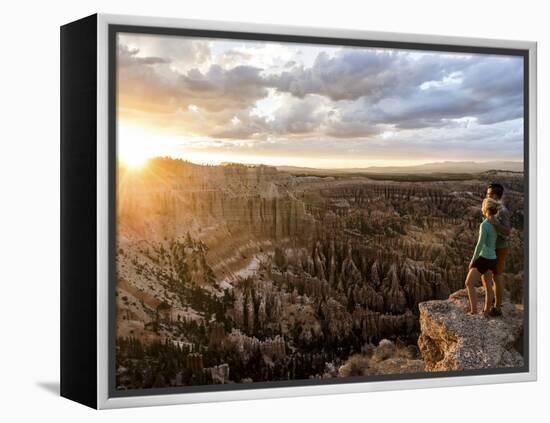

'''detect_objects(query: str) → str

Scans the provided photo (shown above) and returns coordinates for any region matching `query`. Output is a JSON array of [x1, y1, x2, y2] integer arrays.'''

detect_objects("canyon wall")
[[115, 158, 526, 388]]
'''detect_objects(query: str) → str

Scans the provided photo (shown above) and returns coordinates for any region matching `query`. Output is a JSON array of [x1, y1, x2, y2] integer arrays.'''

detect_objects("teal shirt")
[[471, 219, 497, 264]]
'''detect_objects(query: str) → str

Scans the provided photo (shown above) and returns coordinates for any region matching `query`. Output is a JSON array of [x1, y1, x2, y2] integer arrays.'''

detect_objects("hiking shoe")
[[478, 310, 490, 319], [489, 307, 503, 317]]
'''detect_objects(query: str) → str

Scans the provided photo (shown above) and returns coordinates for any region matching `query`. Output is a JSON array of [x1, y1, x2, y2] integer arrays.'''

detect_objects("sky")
[[116, 32, 524, 169]]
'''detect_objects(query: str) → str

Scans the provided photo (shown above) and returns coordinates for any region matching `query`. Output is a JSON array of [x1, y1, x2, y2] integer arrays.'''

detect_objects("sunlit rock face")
[[117, 158, 311, 243], [418, 288, 524, 371], [114, 158, 525, 388]]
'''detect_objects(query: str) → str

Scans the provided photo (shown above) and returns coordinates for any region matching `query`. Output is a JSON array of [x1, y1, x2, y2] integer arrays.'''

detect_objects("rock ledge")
[[418, 288, 524, 371]]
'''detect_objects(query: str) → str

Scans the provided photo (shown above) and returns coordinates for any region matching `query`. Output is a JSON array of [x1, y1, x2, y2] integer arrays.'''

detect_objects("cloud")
[[117, 39, 271, 138], [116, 34, 525, 163], [118, 44, 169, 66], [118, 33, 211, 72], [268, 50, 464, 101], [268, 50, 523, 133]]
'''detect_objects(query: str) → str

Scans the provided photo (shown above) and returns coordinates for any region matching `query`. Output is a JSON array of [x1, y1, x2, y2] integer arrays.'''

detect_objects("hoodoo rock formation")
[[418, 288, 524, 371], [115, 158, 525, 388]]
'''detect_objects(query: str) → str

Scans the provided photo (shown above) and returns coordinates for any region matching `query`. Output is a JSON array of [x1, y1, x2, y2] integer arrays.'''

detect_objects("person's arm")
[[488, 213, 511, 236], [494, 220, 511, 235], [470, 223, 487, 268]]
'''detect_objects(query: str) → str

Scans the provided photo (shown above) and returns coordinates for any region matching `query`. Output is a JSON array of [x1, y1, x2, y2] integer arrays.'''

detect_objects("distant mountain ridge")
[[277, 160, 523, 175]]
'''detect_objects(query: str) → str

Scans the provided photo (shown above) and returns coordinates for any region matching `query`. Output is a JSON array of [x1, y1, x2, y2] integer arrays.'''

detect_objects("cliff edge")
[[418, 287, 524, 371]]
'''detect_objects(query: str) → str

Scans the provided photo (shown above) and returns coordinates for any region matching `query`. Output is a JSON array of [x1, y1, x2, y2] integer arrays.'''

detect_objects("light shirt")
[[471, 218, 498, 264]]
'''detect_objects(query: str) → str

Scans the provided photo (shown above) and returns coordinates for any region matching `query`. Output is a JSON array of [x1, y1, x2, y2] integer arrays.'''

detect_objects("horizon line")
[[119, 155, 523, 169]]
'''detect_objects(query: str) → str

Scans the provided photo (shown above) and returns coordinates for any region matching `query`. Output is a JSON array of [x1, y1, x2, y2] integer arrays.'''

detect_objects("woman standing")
[[465, 198, 499, 317]]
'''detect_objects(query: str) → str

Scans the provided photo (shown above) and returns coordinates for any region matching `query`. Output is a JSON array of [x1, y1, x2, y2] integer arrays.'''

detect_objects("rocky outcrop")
[[418, 288, 524, 371], [338, 338, 425, 377]]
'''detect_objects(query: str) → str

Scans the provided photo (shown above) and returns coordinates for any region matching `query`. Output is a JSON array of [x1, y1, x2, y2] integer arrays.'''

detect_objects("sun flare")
[[118, 123, 159, 169], [120, 149, 150, 169]]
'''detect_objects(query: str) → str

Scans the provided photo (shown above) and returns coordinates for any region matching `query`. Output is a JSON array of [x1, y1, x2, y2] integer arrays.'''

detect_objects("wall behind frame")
[[0, 0, 541, 420]]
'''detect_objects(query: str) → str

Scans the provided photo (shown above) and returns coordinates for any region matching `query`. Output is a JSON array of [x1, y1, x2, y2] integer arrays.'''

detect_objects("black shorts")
[[473, 257, 497, 274]]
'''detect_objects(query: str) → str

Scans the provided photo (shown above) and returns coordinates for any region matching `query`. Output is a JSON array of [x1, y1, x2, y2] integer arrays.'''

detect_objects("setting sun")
[[117, 123, 159, 169], [120, 151, 150, 169]]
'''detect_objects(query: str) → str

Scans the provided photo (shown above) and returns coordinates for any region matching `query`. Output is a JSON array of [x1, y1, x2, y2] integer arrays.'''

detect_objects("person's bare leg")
[[465, 268, 480, 314], [493, 273, 503, 311], [481, 274, 489, 313], [481, 271, 493, 316], [491, 272, 497, 308]]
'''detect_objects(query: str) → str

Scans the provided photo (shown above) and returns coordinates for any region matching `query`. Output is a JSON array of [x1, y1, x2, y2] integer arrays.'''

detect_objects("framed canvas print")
[[60, 13, 537, 409]]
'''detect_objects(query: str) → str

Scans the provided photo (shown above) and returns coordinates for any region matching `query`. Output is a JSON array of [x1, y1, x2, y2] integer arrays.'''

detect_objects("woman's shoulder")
[[480, 219, 494, 229], [480, 218, 497, 231]]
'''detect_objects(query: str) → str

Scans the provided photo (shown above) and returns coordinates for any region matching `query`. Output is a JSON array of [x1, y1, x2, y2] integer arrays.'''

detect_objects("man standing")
[[485, 182, 511, 316]]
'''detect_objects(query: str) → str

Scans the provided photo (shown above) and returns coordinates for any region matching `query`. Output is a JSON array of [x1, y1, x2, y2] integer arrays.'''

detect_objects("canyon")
[[115, 158, 525, 390]]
